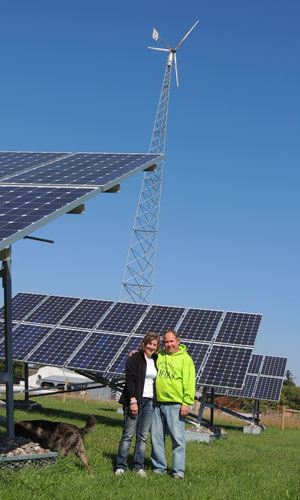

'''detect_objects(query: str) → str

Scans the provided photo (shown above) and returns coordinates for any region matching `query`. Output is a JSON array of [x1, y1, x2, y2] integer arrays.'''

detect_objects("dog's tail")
[[80, 415, 97, 436]]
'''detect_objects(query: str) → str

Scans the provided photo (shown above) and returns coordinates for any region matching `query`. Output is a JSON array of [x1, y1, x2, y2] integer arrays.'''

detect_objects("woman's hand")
[[130, 402, 138, 417]]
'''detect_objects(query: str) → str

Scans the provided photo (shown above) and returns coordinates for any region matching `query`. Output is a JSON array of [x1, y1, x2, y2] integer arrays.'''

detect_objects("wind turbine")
[[119, 21, 199, 304], [148, 20, 199, 87]]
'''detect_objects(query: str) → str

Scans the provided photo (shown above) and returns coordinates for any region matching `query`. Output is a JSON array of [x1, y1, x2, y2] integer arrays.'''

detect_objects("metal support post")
[[210, 388, 215, 427], [1, 250, 14, 438], [24, 363, 29, 402], [197, 386, 208, 424]]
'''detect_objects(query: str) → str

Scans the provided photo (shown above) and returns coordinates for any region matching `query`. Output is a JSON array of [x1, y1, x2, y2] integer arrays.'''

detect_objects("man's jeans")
[[116, 397, 154, 471], [151, 403, 186, 478]]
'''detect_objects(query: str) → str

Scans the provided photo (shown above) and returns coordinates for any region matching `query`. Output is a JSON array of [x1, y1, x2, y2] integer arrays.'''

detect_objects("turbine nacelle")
[[148, 20, 199, 87]]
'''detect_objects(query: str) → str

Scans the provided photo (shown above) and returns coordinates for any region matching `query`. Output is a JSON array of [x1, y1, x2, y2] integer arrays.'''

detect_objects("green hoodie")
[[155, 344, 196, 406]]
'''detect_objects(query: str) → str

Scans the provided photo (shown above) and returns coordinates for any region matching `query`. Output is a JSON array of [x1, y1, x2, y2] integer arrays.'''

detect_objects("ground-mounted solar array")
[[0, 151, 163, 251], [212, 353, 287, 401], [0, 292, 263, 390]]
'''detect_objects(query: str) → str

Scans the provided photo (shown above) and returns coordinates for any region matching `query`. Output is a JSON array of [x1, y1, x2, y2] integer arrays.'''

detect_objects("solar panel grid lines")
[[261, 356, 287, 377], [0, 323, 53, 362], [67, 332, 129, 373], [248, 354, 264, 374], [0, 152, 71, 181], [182, 341, 210, 374], [26, 327, 89, 366], [177, 308, 224, 342], [2, 153, 163, 189], [105, 336, 144, 376], [253, 376, 284, 402], [60, 298, 114, 330], [0, 184, 96, 251], [215, 311, 262, 347], [0, 292, 47, 322], [135, 304, 186, 336], [198, 345, 253, 390], [25, 295, 81, 325], [96, 302, 149, 334]]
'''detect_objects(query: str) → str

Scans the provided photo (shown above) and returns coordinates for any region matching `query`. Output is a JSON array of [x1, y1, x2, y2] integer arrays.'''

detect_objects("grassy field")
[[0, 396, 300, 500]]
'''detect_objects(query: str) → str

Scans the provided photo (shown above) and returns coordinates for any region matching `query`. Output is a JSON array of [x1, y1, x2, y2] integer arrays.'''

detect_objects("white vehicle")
[[28, 366, 92, 390]]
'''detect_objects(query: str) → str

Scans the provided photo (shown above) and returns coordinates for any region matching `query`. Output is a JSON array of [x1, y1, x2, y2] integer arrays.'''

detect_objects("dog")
[[15, 415, 97, 474]]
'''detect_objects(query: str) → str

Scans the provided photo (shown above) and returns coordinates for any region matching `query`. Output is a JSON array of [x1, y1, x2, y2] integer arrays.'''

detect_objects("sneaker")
[[172, 473, 184, 480], [115, 468, 125, 476], [136, 469, 146, 477], [153, 469, 166, 476]]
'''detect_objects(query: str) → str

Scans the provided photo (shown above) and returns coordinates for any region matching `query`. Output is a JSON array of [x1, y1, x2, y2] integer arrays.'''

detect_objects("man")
[[151, 329, 195, 480]]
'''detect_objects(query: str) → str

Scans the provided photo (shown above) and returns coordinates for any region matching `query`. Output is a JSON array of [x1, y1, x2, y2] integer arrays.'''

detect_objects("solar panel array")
[[0, 151, 163, 251], [212, 353, 287, 401], [0, 292, 263, 390]]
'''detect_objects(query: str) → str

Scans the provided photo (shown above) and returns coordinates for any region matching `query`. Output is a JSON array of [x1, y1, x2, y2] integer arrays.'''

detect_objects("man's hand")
[[180, 405, 190, 417]]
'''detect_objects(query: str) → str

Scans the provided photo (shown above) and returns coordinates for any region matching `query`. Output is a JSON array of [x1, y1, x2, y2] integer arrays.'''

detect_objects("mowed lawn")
[[0, 396, 300, 500]]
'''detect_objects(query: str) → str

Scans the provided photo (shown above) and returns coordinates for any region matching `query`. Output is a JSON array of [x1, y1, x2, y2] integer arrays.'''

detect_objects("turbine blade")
[[174, 52, 179, 87], [148, 46, 170, 52], [175, 20, 199, 50]]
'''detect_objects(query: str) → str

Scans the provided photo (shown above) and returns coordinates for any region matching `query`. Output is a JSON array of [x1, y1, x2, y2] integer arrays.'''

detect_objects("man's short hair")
[[163, 330, 180, 341]]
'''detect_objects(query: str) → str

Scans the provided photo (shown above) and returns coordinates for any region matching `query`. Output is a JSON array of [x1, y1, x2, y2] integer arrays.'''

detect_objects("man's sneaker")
[[136, 469, 146, 477], [153, 469, 166, 476], [115, 468, 125, 476], [172, 473, 184, 480]]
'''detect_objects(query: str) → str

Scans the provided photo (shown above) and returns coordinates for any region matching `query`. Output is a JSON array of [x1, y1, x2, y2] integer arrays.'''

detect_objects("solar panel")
[[0, 151, 163, 251], [67, 332, 128, 373], [0, 323, 51, 361], [0, 291, 264, 392], [0, 152, 68, 180], [0, 185, 94, 251], [60, 299, 113, 329], [253, 377, 284, 402], [106, 336, 143, 376], [198, 345, 252, 389], [261, 356, 287, 377], [218, 355, 287, 402], [0, 292, 46, 322], [135, 305, 185, 336], [26, 295, 80, 325], [27, 328, 88, 366], [96, 302, 148, 333], [2, 153, 162, 189], [216, 312, 262, 347], [178, 309, 223, 341]]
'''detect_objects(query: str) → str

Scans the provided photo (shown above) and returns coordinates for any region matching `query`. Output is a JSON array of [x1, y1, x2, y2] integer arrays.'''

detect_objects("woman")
[[115, 332, 160, 477]]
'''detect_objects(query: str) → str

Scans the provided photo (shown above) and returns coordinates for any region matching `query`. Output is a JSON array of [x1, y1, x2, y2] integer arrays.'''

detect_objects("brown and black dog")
[[15, 415, 97, 474]]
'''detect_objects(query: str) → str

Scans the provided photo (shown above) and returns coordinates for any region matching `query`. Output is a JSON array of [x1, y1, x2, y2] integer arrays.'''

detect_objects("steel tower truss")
[[119, 63, 171, 304]]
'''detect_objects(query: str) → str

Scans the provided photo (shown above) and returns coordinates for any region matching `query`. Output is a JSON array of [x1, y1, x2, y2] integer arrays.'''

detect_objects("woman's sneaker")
[[136, 469, 146, 477], [115, 469, 125, 476]]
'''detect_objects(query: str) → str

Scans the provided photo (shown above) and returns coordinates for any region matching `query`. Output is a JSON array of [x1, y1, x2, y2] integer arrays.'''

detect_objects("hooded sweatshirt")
[[155, 344, 195, 406]]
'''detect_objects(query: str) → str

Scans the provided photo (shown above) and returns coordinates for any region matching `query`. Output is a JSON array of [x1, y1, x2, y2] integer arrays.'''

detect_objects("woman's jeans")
[[116, 397, 154, 471]]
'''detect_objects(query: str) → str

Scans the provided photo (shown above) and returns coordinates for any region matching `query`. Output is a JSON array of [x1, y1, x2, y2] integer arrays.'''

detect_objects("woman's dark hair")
[[140, 332, 161, 352]]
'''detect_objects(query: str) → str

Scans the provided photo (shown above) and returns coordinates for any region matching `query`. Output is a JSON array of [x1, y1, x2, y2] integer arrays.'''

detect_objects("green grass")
[[1, 396, 300, 500]]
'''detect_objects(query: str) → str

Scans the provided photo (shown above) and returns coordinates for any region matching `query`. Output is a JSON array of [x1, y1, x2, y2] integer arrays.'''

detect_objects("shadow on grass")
[[16, 406, 123, 428], [103, 451, 153, 471]]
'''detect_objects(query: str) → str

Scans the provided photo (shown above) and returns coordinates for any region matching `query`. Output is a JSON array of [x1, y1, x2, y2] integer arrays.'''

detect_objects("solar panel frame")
[[253, 376, 284, 402], [0, 152, 163, 251], [26, 327, 89, 366], [215, 312, 262, 347], [67, 332, 129, 373], [135, 304, 185, 336], [177, 308, 223, 342], [198, 345, 252, 390], [261, 356, 287, 377]]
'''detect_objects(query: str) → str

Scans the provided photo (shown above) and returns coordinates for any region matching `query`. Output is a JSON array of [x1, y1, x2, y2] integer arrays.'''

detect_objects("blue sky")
[[0, 1, 299, 384]]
